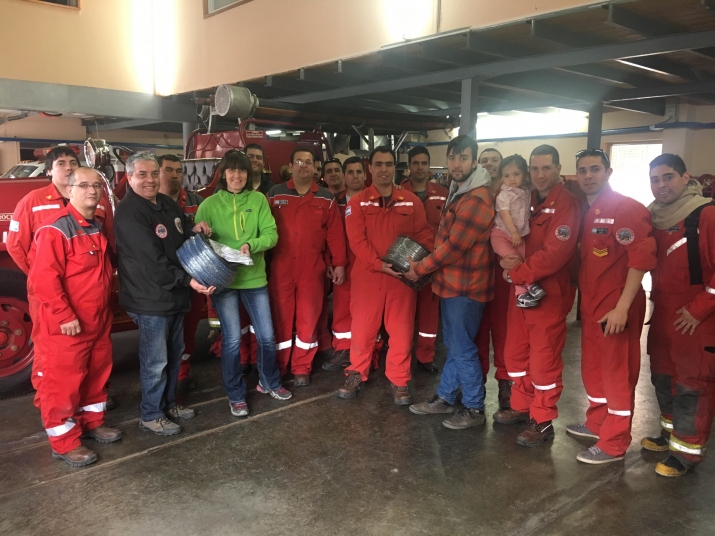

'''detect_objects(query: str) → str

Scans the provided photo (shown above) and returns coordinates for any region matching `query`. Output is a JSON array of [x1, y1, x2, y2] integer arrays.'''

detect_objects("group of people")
[[7, 134, 714, 479]]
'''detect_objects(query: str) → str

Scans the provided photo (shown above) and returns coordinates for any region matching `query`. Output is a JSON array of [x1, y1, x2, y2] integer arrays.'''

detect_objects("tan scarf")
[[648, 179, 711, 230]]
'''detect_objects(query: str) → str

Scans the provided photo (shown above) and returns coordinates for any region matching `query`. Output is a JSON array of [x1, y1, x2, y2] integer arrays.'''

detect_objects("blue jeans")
[[437, 296, 487, 410], [211, 285, 281, 403], [128, 312, 184, 421]]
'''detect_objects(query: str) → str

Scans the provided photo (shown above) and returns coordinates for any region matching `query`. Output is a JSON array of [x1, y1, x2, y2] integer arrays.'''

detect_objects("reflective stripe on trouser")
[[502, 288, 571, 423], [331, 275, 353, 352], [347, 268, 416, 385], [580, 290, 645, 457], [239, 302, 258, 366], [39, 310, 113, 455], [414, 282, 440, 364], [179, 289, 206, 380], [475, 261, 511, 381], [269, 272, 324, 376], [648, 294, 715, 466]]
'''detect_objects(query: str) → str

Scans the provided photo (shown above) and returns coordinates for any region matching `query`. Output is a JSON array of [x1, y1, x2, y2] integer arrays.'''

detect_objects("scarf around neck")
[[648, 179, 711, 230]]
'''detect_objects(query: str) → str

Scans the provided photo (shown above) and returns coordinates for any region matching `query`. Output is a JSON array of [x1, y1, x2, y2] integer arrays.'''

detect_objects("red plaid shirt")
[[415, 185, 495, 301]]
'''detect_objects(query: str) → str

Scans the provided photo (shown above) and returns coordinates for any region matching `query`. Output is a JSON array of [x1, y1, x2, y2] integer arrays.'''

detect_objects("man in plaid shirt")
[[406, 135, 496, 429]]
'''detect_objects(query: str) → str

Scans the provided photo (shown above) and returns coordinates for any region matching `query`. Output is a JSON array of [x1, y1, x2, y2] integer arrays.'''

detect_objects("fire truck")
[[0, 85, 453, 396]]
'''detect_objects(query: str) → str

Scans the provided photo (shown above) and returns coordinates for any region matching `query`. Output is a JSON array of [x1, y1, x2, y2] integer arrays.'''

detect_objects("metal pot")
[[176, 234, 239, 292], [382, 235, 432, 290]]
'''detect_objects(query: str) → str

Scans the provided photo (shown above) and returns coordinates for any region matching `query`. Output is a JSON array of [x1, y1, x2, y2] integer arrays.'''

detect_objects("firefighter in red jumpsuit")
[[401, 146, 448, 375], [566, 150, 656, 464], [30, 168, 121, 466], [156, 154, 205, 387], [496, 145, 581, 447], [267, 149, 346, 386], [475, 149, 513, 410], [337, 146, 433, 405], [641, 153, 715, 477], [7, 146, 114, 409]]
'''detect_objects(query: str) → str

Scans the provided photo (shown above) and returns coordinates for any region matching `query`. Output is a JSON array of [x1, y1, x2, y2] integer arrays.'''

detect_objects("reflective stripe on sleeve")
[[418, 332, 437, 338], [542, 208, 555, 214], [669, 436, 705, 456], [508, 371, 526, 378], [45, 419, 76, 437], [706, 286, 715, 295], [276, 340, 293, 350], [667, 237, 687, 256], [80, 402, 106, 413], [295, 337, 318, 350], [532, 382, 557, 390], [587, 395, 607, 404], [607, 408, 632, 416], [333, 331, 351, 339], [240, 326, 249, 335], [248, 325, 255, 334]]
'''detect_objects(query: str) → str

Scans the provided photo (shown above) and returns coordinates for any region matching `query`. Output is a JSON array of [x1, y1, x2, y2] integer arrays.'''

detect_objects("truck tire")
[[0, 269, 34, 398]]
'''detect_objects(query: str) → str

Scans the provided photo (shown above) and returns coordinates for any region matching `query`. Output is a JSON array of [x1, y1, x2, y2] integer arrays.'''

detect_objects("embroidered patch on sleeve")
[[555, 225, 571, 241], [616, 227, 635, 245]]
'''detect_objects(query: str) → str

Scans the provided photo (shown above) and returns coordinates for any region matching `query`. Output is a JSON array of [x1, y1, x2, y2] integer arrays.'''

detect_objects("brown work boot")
[[52, 445, 98, 467], [391, 384, 412, 406], [82, 425, 123, 443], [337, 371, 363, 399], [322, 349, 351, 371], [497, 379, 512, 410], [493, 408, 530, 425], [516, 419, 555, 447]]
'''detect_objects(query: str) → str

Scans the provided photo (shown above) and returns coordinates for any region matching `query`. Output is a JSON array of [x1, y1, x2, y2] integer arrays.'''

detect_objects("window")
[[609, 143, 662, 207], [24, 0, 79, 7], [205, 0, 254, 16]]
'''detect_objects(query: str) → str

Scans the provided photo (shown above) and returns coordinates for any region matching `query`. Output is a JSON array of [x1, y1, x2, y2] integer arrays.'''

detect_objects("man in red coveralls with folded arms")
[[401, 146, 449, 375], [496, 145, 582, 448], [641, 153, 715, 477], [30, 167, 121, 467], [267, 148, 346, 386], [7, 146, 114, 409], [337, 146, 433, 405], [566, 149, 656, 464]]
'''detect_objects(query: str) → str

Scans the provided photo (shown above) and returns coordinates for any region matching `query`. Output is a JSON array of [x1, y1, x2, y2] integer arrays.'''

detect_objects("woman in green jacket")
[[195, 150, 291, 417]]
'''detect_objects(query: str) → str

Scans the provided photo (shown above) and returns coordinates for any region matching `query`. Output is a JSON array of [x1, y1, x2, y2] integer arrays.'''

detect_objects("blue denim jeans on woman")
[[128, 312, 185, 422], [211, 285, 281, 403], [437, 296, 487, 410]]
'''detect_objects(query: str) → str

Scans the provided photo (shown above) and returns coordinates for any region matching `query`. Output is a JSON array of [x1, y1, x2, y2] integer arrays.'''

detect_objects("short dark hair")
[[217, 150, 252, 193], [244, 143, 264, 157], [157, 154, 181, 167], [407, 146, 430, 163], [369, 145, 396, 164], [446, 135, 478, 160], [479, 148, 503, 160], [576, 148, 610, 169], [324, 158, 342, 170], [498, 154, 530, 188], [290, 147, 317, 165], [342, 156, 365, 173], [530, 144, 560, 166], [45, 146, 79, 174], [650, 153, 687, 176]]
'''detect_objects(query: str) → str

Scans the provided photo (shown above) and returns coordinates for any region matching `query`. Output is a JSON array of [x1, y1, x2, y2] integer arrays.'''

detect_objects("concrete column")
[[0, 141, 20, 175], [587, 102, 603, 149], [182, 122, 195, 157], [460, 77, 479, 139]]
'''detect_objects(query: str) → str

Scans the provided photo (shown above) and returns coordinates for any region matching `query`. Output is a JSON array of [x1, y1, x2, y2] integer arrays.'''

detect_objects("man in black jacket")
[[115, 153, 214, 436]]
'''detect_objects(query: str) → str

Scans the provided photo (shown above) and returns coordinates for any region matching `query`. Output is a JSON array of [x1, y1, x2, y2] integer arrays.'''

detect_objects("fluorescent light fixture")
[[266, 130, 283, 136]]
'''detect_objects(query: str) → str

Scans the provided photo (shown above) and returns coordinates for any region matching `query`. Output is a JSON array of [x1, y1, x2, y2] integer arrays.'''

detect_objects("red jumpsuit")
[[175, 188, 206, 381], [401, 181, 448, 365], [268, 179, 347, 376], [475, 258, 511, 380], [648, 204, 715, 466], [7, 182, 113, 406], [29, 203, 113, 454], [505, 183, 581, 423], [345, 184, 433, 386], [579, 185, 656, 457]]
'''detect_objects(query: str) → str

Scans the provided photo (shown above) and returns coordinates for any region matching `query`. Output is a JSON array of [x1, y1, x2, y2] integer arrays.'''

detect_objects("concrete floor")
[[1, 305, 714, 536]]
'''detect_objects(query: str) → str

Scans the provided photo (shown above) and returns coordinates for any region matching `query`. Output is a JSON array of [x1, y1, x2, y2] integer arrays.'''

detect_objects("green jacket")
[[195, 189, 277, 289]]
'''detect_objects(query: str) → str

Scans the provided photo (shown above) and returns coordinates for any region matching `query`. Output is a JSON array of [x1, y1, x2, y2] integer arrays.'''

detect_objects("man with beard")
[[245, 144, 275, 194], [406, 136, 496, 429]]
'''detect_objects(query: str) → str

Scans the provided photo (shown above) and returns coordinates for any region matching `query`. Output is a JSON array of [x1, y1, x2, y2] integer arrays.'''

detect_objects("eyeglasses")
[[293, 159, 314, 166], [576, 149, 610, 168], [71, 183, 104, 191]]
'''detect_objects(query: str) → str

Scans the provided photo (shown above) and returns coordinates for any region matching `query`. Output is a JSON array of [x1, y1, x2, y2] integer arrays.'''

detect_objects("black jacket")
[[115, 188, 193, 315]]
